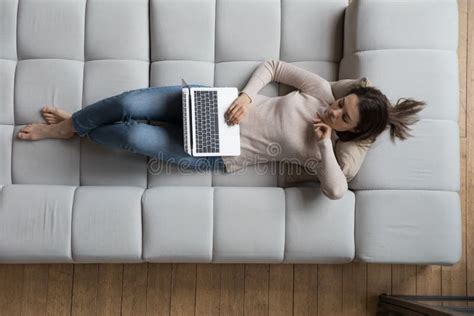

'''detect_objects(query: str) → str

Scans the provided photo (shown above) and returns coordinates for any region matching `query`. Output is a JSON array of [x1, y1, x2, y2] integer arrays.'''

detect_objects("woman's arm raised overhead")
[[240, 59, 334, 104]]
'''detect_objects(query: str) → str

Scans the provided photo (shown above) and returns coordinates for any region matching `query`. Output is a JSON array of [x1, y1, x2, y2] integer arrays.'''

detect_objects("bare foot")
[[41, 105, 72, 124], [17, 118, 75, 141]]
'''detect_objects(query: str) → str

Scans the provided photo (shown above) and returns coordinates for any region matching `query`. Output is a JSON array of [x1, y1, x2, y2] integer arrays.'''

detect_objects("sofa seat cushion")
[[0, 184, 76, 263], [72, 186, 145, 263], [142, 186, 214, 262], [354, 190, 462, 265], [284, 187, 355, 263], [213, 186, 286, 263], [349, 120, 460, 191]]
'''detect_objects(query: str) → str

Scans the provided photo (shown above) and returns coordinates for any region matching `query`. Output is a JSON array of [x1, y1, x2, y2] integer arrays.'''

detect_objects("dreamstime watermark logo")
[[266, 142, 282, 156], [147, 152, 220, 175], [147, 142, 321, 177]]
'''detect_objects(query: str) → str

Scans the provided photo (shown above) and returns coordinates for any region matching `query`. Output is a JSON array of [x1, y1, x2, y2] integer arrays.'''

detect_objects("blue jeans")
[[71, 84, 225, 172]]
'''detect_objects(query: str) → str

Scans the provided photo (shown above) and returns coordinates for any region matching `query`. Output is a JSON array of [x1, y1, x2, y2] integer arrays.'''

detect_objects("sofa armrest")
[[343, 0, 458, 57]]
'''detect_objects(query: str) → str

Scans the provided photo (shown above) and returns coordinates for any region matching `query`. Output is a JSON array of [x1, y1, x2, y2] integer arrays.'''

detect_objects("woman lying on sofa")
[[16, 59, 425, 199]]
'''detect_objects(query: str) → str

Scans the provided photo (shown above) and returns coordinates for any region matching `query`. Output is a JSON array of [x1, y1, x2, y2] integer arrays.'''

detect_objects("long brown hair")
[[335, 86, 427, 147]]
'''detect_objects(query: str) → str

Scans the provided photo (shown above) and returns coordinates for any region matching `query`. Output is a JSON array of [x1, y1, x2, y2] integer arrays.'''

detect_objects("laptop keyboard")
[[194, 90, 220, 153]]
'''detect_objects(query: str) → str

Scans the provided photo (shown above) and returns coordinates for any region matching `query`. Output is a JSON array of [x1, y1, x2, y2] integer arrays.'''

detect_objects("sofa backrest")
[[1, 0, 348, 188]]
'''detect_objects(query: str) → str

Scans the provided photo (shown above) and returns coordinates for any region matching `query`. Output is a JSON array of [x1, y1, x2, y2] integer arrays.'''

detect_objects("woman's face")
[[321, 93, 361, 132]]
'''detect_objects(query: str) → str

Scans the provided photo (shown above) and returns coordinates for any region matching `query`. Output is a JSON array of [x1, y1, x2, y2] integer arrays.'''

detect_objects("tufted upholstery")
[[0, 0, 461, 264]]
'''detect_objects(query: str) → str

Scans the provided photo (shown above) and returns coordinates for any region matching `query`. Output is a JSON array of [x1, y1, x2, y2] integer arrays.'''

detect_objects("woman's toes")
[[40, 105, 71, 122], [20, 124, 34, 133], [42, 105, 56, 113], [22, 125, 32, 132], [42, 111, 57, 124], [17, 131, 29, 139]]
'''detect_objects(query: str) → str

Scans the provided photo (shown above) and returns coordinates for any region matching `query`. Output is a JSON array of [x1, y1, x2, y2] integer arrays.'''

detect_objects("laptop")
[[181, 78, 241, 157]]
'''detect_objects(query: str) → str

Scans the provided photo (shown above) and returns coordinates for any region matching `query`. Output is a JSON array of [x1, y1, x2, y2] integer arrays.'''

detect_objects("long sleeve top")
[[220, 59, 350, 199]]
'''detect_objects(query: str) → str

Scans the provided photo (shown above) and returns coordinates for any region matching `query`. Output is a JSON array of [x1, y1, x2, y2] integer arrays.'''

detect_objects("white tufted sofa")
[[0, 0, 461, 264]]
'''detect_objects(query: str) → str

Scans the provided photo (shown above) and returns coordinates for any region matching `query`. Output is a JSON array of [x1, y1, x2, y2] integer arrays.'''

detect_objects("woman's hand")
[[224, 93, 251, 126], [312, 112, 332, 141]]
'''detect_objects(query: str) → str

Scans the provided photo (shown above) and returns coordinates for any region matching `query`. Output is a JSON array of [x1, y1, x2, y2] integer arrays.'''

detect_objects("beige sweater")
[[221, 59, 349, 199]]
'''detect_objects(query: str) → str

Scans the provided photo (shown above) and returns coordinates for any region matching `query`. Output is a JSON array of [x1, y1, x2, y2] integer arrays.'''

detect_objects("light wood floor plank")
[[46, 264, 73, 316], [460, 0, 468, 138], [342, 262, 367, 316], [96, 264, 123, 316], [195, 264, 220, 316], [465, 0, 474, 308], [122, 263, 148, 316], [367, 264, 391, 316], [318, 264, 343, 316], [244, 264, 269, 316], [391, 265, 416, 295], [416, 265, 442, 307], [71, 264, 99, 315], [294, 264, 317, 316], [268, 264, 293, 316], [146, 263, 172, 316], [21, 264, 49, 316], [0, 265, 24, 316], [219, 264, 244, 316], [0, 264, 25, 316], [169, 263, 196, 316]]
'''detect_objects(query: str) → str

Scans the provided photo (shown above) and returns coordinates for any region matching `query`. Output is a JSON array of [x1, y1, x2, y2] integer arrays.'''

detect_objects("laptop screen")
[[182, 78, 193, 151]]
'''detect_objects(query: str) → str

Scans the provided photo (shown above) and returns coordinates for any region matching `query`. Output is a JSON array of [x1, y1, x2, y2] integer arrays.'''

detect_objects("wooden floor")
[[0, 1, 470, 315]]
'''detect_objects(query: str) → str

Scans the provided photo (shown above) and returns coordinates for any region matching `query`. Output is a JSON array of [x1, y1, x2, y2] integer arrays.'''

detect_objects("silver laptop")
[[181, 78, 241, 157]]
